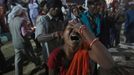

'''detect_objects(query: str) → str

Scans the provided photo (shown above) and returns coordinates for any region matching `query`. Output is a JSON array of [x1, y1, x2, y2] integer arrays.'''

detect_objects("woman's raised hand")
[[68, 20, 82, 33]]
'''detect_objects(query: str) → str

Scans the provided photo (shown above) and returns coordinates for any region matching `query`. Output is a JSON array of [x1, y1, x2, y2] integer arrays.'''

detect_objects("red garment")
[[48, 47, 90, 75], [66, 49, 90, 75], [48, 48, 67, 75]]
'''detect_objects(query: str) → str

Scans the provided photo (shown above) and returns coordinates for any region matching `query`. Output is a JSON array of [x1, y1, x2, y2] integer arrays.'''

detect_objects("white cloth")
[[28, 2, 39, 26], [85, 0, 88, 8], [8, 5, 26, 24], [62, 6, 68, 15]]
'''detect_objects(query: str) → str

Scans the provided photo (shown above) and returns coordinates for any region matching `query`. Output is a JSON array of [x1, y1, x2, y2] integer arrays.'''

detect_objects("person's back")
[[125, 9, 134, 30], [125, 8, 134, 43], [9, 16, 25, 49]]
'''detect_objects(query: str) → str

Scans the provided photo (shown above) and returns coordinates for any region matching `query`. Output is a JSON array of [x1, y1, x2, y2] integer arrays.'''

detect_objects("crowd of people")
[[0, 0, 134, 75]]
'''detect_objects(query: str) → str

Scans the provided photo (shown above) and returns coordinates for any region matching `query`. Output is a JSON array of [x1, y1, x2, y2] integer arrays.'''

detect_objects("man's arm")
[[37, 33, 55, 42], [35, 16, 60, 42]]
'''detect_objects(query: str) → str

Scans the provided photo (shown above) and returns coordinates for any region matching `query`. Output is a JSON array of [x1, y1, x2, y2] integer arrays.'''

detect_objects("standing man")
[[8, 5, 27, 75], [8, 5, 38, 75], [35, 0, 64, 63], [125, 2, 134, 43]]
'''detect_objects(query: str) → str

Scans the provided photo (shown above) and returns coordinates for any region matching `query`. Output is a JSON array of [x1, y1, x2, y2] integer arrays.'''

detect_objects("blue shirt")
[[79, 11, 101, 36], [79, 11, 94, 33], [95, 15, 101, 36], [125, 9, 134, 32]]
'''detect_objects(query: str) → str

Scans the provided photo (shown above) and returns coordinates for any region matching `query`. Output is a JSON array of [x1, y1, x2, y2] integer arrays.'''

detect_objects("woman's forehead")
[[66, 22, 81, 29]]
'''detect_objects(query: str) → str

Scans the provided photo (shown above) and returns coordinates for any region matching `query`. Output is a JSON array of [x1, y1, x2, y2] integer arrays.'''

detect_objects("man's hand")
[[31, 26, 36, 32], [53, 31, 63, 39], [68, 20, 82, 33]]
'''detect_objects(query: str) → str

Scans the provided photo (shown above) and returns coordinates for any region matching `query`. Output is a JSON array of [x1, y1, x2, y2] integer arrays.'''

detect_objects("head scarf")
[[8, 4, 26, 24]]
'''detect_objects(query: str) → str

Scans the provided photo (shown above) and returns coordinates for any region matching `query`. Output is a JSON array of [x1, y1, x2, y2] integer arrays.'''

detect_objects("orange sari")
[[66, 49, 90, 75]]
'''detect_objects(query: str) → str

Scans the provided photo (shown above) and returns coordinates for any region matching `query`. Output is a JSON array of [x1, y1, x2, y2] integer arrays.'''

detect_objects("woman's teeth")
[[70, 35, 79, 41]]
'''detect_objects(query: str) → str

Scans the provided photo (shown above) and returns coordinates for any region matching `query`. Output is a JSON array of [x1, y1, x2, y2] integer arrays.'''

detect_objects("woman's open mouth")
[[70, 33, 80, 43], [71, 35, 80, 41]]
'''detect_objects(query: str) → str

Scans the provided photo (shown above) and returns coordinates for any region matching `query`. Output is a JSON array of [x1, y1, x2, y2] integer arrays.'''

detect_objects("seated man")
[[47, 20, 128, 75]]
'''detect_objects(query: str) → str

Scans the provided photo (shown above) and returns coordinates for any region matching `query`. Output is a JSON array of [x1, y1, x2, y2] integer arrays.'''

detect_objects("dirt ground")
[[1, 41, 47, 75]]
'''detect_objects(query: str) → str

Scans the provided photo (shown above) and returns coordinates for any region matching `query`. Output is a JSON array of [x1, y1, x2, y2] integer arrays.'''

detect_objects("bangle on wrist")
[[89, 38, 99, 48]]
